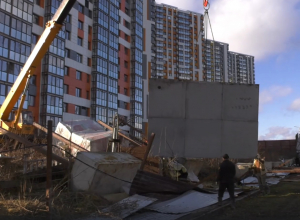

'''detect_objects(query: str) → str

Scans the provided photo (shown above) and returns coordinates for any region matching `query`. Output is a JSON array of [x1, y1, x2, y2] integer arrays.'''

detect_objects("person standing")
[[252, 153, 270, 195], [217, 154, 236, 209]]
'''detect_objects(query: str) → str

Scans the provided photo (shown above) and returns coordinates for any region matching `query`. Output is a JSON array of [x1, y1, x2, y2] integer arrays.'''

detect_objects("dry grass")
[[0, 185, 112, 220]]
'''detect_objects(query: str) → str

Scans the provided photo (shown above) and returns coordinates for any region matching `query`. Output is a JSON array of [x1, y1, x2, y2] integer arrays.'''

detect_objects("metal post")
[[140, 133, 155, 170], [46, 120, 52, 215], [111, 113, 119, 152]]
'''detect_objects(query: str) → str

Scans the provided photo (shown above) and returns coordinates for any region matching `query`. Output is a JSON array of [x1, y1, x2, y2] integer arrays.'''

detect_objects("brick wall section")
[[258, 139, 297, 161], [64, 67, 91, 116]]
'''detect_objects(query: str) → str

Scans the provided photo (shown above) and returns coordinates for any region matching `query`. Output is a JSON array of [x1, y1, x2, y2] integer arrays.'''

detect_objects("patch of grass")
[[200, 181, 300, 220]]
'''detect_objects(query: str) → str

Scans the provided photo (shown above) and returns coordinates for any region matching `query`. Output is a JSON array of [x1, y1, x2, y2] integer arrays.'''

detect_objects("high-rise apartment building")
[[0, 0, 143, 138], [142, 0, 255, 134], [228, 51, 255, 84], [142, 1, 205, 134]]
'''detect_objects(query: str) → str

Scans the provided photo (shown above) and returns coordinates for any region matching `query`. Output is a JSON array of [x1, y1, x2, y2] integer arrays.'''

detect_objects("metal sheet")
[[126, 212, 186, 220], [129, 170, 214, 195], [101, 194, 157, 219], [149, 79, 259, 159], [146, 190, 229, 214]]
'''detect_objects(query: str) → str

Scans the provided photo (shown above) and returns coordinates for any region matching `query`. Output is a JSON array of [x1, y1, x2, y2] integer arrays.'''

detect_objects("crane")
[[0, 0, 77, 135]]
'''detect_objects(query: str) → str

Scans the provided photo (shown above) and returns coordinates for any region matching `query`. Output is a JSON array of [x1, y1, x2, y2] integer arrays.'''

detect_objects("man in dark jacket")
[[217, 154, 236, 209]]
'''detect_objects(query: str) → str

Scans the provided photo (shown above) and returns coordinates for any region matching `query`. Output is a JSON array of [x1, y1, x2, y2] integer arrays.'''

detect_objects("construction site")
[[0, 0, 300, 219]]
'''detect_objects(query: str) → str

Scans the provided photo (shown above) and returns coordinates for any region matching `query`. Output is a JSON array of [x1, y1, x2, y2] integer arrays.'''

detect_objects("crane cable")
[[202, 0, 216, 81]]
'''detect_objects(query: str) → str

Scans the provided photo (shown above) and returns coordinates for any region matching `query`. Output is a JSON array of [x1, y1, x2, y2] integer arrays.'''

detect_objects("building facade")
[[0, 0, 255, 138], [0, 0, 143, 138]]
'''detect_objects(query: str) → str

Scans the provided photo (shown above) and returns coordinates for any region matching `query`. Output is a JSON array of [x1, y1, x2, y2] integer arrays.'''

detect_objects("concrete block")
[[71, 152, 141, 195]]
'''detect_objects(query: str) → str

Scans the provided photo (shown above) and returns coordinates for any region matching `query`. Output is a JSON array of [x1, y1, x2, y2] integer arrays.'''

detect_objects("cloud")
[[259, 86, 292, 112], [155, 0, 300, 60], [288, 98, 300, 112], [259, 126, 297, 140]]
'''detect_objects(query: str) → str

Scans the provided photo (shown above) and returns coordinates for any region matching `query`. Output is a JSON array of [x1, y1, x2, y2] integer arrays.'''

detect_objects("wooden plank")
[[97, 120, 142, 146], [0, 127, 68, 166], [268, 169, 300, 173], [33, 122, 87, 152]]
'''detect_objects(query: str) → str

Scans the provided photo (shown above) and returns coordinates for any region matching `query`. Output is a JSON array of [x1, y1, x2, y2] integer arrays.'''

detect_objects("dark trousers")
[[218, 182, 235, 201]]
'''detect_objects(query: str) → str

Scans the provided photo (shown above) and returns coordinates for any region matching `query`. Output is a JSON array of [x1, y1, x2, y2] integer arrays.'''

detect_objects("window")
[[63, 84, 69, 94], [125, 34, 129, 41], [33, 14, 39, 25], [30, 75, 36, 85], [76, 88, 81, 97], [63, 103, 68, 112], [76, 70, 82, 80], [124, 61, 128, 68], [125, 47, 128, 55], [88, 41, 91, 50], [78, 4, 84, 13], [34, 0, 41, 5], [124, 74, 128, 82], [85, 0, 89, 7], [75, 105, 81, 115], [66, 14, 71, 23], [76, 53, 82, 63], [88, 10, 92, 18], [65, 49, 70, 58], [124, 88, 128, 95], [32, 34, 38, 44], [64, 66, 69, 76], [77, 37, 83, 46], [86, 91, 89, 99], [66, 31, 70, 40], [125, 20, 130, 29], [168, 11, 171, 15], [28, 95, 35, 106], [78, 20, 83, 30]]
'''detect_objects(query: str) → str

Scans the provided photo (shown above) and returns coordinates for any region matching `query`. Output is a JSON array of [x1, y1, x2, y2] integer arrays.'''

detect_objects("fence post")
[[46, 120, 52, 217]]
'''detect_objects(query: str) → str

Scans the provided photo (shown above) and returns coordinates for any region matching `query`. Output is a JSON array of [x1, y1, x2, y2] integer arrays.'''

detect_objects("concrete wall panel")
[[186, 82, 222, 120], [222, 84, 259, 121], [221, 121, 258, 158], [149, 118, 186, 157], [184, 119, 222, 158], [149, 80, 186, 118], [149, 79, 259, 159]]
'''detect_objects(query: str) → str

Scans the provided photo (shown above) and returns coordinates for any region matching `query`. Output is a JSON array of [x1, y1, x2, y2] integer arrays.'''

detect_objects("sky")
[[156, 0, 300, 140]]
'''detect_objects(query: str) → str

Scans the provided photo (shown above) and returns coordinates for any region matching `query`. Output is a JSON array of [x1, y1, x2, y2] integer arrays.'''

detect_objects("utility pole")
[[46, 120, 52, 217]]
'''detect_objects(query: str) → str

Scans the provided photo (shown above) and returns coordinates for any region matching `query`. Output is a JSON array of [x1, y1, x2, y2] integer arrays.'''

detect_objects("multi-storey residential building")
[[142, 1, 205, 134], [0, 0, 143, 138], [142, 0, 255, 134], [228, 51, 255, 84], [203, 40, 229, 82]]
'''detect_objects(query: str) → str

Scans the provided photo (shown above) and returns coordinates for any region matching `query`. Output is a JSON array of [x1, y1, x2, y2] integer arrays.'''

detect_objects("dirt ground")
[[198, 175, 300, 220]]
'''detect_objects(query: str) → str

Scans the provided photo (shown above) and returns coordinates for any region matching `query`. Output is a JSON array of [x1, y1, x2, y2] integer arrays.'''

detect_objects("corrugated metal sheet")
[[146, 190, 230, 214], [129, 170, 215, 195], [125, 212, 186, 220], [101, 194, 157, 219]]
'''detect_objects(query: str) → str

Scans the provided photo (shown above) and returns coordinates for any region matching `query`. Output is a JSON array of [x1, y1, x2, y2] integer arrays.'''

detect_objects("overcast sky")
[[156, 0, 300, 140]]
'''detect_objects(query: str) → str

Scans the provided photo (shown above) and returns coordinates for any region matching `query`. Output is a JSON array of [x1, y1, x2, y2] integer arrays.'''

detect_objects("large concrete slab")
[[149, 80, 186, 118], [186, 82, 222, 120], [149, 79, 259, 159]]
